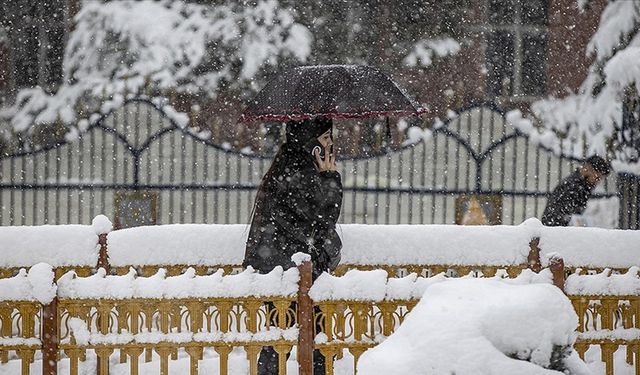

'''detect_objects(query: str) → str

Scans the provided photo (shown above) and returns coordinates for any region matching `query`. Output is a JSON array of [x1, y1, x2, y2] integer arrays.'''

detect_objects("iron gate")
[[0, 98, 619, 226]]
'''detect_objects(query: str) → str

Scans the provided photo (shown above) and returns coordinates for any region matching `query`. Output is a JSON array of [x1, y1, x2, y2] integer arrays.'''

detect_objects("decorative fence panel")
[[0, 98, 620, 226], [2, 263, 639, 375]]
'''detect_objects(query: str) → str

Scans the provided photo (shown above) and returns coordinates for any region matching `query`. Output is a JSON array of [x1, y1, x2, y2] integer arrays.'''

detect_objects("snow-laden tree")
[[0, 0, 465, 154], [0, 0, 311, 141], [509, 0, 640, 170]]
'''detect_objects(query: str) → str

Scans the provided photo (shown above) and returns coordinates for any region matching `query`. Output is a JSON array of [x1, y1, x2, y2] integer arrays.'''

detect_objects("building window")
[[486, 0, 547, 98], [0, 0, 67, 96]]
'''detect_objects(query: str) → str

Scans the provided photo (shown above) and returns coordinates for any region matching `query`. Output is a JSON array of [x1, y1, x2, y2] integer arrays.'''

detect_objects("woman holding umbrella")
[[241, 65, 423, 373], [243, 117, 343, 374]]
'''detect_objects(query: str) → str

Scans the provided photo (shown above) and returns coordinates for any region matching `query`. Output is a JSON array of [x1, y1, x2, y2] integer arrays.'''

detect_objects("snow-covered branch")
[[508, 1, 640, 168], [403, 37, 461, 68], [0, 0, 311, 141]]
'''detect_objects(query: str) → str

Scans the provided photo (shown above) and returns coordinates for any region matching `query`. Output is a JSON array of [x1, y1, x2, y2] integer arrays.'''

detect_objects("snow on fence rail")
[[1, 258, 639, 375], [2, 216, 640, 280]]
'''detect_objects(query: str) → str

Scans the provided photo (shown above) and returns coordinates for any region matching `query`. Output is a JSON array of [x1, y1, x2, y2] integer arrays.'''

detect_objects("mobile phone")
[[306, 139, 325, 159]]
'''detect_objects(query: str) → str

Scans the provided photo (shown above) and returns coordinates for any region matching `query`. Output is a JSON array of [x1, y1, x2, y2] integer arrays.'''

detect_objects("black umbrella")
[[239, 65, 425, 123]]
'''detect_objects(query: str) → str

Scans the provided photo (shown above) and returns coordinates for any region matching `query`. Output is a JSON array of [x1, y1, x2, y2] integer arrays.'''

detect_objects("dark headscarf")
[[250, 117, 334, 231], [285, 117, 333, 150]]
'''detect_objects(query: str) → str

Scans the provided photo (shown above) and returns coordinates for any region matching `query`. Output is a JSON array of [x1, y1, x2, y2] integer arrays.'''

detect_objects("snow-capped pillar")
[[527, 237, 542, 273], [294, 253, 314, 375], [93, 215, 113, 273], [96, 233, 110, 274], [548, 255, 565, 293]]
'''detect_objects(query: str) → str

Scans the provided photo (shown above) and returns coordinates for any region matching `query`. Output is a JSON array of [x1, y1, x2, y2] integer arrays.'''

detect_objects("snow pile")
[[0, 263, 56, 304], [358, 279, 589, 375], [0, 216, 109, 268], [91, 215, 113, 235], [565, 267, 640, 295], [309, 268, 553, 302], [0, 0, 310, 141], [404, 37, 461, 67], [57, 266, 298, 299], [106, 224, 248, 267]]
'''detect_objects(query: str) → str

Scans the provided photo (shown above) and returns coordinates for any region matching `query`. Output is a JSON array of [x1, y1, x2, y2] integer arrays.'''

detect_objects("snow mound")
[[0, 263, 56, 304], [91, 215, 113, 235], [357, 279, 590, 375]]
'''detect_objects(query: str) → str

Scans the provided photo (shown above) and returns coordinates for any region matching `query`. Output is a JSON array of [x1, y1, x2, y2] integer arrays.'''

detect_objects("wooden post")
[[527, 237, 542, 273], [297, 260, 314, 375], [42, 297, 58, 375], [96, 233, 110, 274], [549, 255, 565, 293]]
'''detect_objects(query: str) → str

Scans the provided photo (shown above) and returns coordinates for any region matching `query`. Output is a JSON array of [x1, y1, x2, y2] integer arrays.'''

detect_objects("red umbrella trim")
[[239, 108, 427, 123]]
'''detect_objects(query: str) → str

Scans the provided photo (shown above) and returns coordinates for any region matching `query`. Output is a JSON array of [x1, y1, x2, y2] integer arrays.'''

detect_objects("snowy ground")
[[0, 347, 634, 375], [0, 348, 358, 375]]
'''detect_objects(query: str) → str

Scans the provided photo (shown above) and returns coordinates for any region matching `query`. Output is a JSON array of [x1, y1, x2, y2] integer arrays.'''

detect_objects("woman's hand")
[[314, 144, 336, 172]]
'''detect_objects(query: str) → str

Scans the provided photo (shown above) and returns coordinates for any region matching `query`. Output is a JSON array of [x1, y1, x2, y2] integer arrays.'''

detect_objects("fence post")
[[42, 297, 58, 375], [549, 255, 565, 293], [297, 259, 314, 375], [96, 233, 110, 274], [527, 237, 542, 273], [96, 232, 109, 374]]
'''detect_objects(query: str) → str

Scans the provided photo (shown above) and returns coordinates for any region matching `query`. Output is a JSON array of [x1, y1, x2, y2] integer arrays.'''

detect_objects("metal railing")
[[1, 259, 639, 375], [0, 98, 621, 226]]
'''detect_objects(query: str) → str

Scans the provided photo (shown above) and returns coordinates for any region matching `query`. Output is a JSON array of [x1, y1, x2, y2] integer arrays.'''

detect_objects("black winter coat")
[[541, 171, 595, 226], [243, 151, 343, 279]]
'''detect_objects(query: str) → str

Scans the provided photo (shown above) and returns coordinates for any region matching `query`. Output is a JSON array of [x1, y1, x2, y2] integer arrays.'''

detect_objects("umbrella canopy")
[[239, 65, 424, 123]]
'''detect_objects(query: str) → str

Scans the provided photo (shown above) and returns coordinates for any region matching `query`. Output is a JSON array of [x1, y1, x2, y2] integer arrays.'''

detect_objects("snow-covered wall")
[[0, 215, 111, 268], [2, 217, 639, 270]]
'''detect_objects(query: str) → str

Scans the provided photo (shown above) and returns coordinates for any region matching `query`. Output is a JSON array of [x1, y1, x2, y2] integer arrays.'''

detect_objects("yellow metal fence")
[[1, 248, 639, 375]]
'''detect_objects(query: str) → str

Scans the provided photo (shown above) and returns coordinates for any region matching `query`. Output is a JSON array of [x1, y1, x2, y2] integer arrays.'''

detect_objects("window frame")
[[483, 0, 548, 101], [0, 0, 69, 100]]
